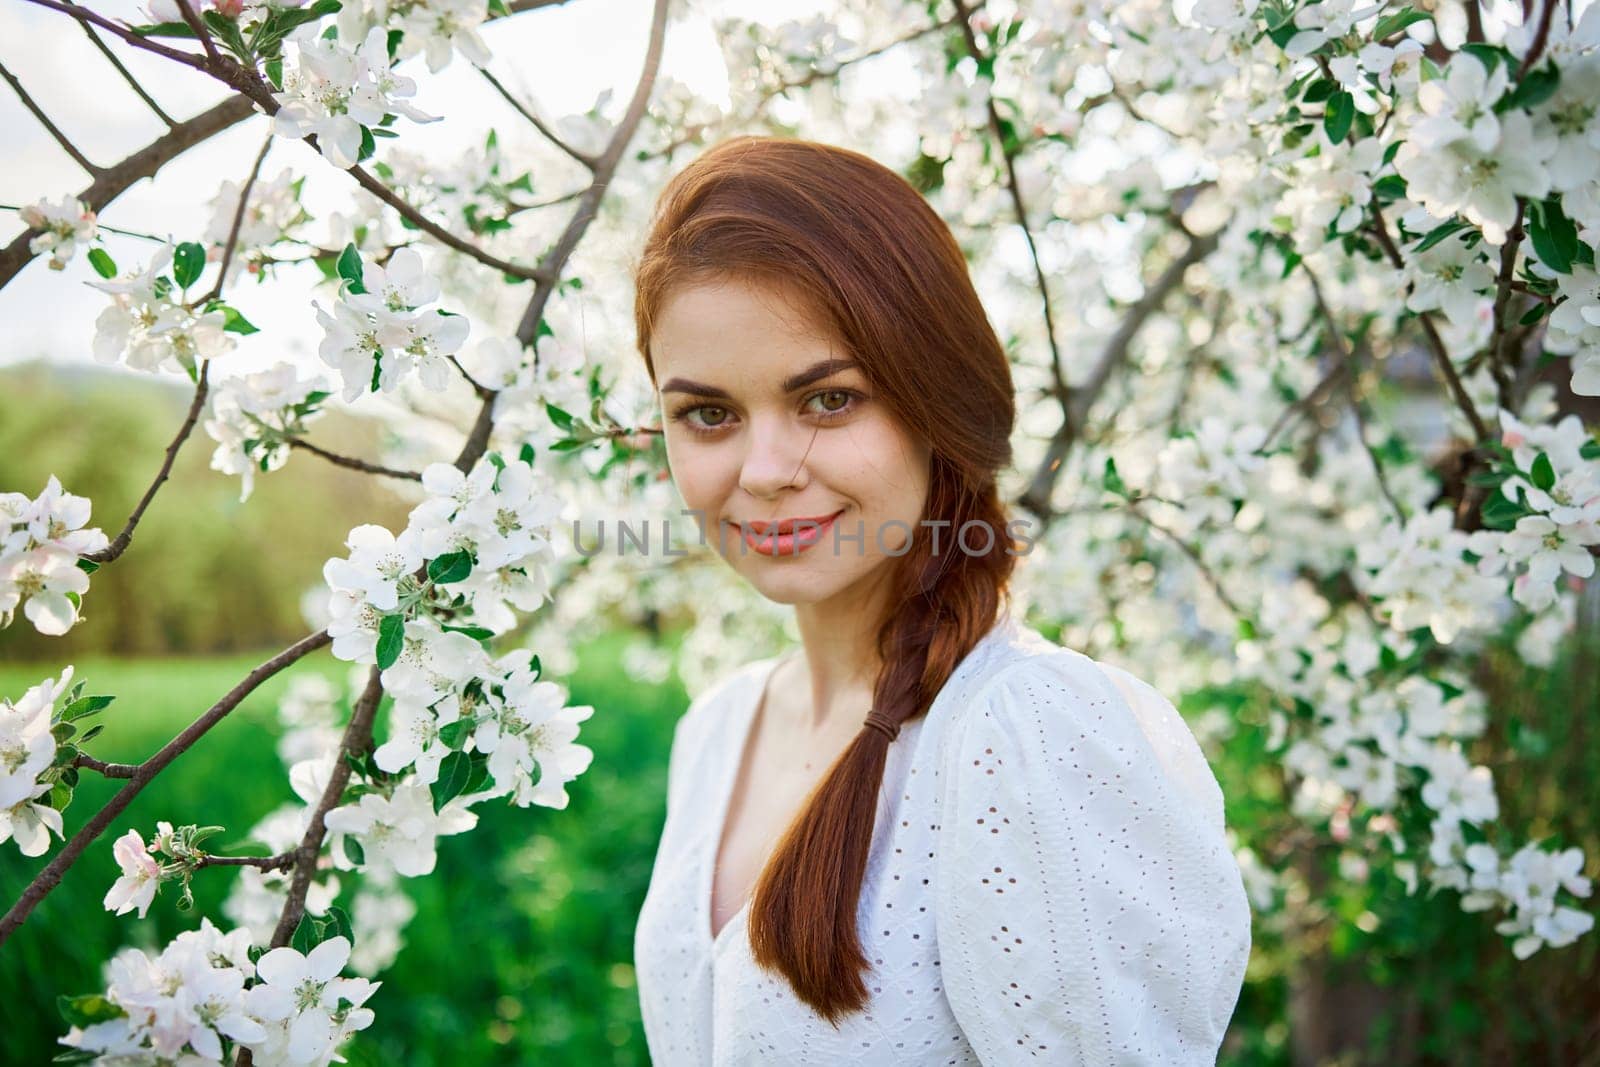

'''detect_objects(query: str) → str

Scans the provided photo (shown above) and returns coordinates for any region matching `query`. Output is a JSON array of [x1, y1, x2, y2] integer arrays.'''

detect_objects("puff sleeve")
[[934, 650, 1251, 1065]]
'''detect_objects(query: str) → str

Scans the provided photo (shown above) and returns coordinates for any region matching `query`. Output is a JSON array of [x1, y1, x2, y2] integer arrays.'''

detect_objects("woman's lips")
[[737, 509, 845, 557]]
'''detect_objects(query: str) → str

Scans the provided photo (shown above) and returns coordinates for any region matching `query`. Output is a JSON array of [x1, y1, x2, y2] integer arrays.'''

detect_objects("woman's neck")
[[786, 565, 895, 734]]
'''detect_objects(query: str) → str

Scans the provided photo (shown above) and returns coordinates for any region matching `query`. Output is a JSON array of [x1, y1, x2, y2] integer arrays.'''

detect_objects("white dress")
[[633, 613, 1252, 1065]]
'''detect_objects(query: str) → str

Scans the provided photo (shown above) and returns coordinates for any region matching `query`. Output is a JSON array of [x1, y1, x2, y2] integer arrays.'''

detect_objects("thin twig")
[[287, 437, 423, 482], [0, 60, 101, 175], [201, 134, 274, 304], [1124, 497, 1248, 618], [70, 3, 177, 126], [1517, 0, 1560, 77], [84, 362, 213, 564], [1481, 201, 1525, 410], [193, 852, 295, 872], [952, 0, 1069, 406], [1017, 226, 1221, 520], [1368, 205, 1491, 442], [175, 0, 223, 66], [478, 67, 596, 169], [19, 0, 211, 72], [1303, 266, 1406, 522], [1258, 349, 1353, 454], [24, 0, 555, 285], [70, 753, 139, 778], [0, 629, 334, 948]]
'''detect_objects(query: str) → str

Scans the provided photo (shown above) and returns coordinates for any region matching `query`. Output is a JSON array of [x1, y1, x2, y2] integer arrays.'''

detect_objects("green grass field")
[[0, 631, 684, 1066]]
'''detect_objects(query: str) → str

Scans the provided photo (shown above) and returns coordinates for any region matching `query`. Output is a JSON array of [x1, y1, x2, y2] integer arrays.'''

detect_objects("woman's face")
[[650, 277, 931, 607]]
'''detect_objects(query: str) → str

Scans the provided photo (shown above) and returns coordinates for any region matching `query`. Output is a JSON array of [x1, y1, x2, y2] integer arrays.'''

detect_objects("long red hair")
[[632, 135, 1018, 1025]]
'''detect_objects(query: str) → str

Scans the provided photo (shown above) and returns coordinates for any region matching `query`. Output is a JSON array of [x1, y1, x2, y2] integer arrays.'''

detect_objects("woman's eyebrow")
[[658, 359, 859, 399]]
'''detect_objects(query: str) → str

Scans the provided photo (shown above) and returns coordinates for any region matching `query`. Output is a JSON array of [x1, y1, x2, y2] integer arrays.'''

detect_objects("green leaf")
[[1415, 219, 1471, 252], [1372, 7, 1431, 40], [438, 718, 472, 750], [62, 694, 114, 721], [1460, 43, 1509, 74], [1372, 174, 1407, 202], [87, 247, 118, 279], [1102, 456, 1128, 497], [518, 442, 537, 466], [325, 904, 355, 946], [200, 9, 250, 60], [172, 242, 206, 290], [218, 305, 260, 335], [51, 722, 76, 744], [442, 623, 495, 641], [1302, 78, 1336, 104], [76, 558, 100, 575], [1502, 64, 1560, 111], [132, 21, 198, 38], [1519, 301, 1549, 325], [78, 723, 105, 745], [1530, 451, 1556, 492], [529, 654, 541, 679], [1323, 91, 1355, 143], [265, 57, 284, 89], [427, 550, 473, 584], [376, 613, 406, 670], [336, 242, 366, 294], [545, 403, 575, 432], [344, 836, 365, 866], [431, 750, 472, 812], [291, 912, 317, 955], [464, 748, 493, 794], [57, 993, 123, 1029], [357, 124, 376, 163], [549, 438, 586, 452], [1480, 490, 1527, 529], [1527, 198, 1577, 274]]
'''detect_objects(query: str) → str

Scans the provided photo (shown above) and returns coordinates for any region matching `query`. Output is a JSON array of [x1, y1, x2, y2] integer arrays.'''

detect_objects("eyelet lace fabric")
[[633, 615, 1252, 1065]]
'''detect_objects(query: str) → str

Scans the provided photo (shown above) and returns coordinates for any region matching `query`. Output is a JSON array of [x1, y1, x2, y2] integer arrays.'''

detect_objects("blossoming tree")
[[2, 0, 1597, 1061]]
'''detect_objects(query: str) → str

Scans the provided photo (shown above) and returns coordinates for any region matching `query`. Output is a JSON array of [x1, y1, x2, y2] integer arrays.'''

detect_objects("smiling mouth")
[[740, 510, 846, 536]]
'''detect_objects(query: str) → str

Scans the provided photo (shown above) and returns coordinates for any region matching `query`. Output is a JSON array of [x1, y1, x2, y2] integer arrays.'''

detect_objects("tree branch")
[[0, 95, 255, 287], [0, 629, 334, 948], [456, 0, 672, 474], [84, 362, 212, 564], [1016, 226, 1220, 520]]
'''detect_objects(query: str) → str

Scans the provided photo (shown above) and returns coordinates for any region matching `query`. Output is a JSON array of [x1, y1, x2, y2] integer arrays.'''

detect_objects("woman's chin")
[[733, 557, 850, 605]]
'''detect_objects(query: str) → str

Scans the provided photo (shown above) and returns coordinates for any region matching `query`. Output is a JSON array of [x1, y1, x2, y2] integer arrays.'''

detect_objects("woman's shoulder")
[[941, 621, 1229, 835]]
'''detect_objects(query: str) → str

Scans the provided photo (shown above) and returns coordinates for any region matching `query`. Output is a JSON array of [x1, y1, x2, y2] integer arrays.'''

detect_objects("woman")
[[630, 135, 1251, 1065]]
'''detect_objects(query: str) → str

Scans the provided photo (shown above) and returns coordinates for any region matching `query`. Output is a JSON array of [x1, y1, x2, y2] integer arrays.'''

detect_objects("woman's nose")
[[738, 417, 812, 498]]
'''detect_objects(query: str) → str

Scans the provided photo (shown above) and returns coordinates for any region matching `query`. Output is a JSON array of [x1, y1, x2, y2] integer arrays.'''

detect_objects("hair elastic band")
[[862, 708, 900, 742]]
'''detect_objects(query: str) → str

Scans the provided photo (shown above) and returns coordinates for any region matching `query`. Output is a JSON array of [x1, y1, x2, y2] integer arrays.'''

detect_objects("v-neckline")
[[703, 651, 792, 952]]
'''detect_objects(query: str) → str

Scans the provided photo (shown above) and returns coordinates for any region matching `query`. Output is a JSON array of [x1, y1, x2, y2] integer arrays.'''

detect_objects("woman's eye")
[[806, 389, 857, 417], [692, 406, 730, 428]]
